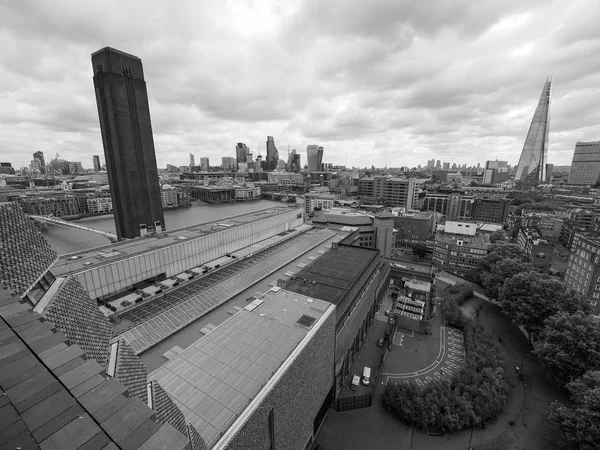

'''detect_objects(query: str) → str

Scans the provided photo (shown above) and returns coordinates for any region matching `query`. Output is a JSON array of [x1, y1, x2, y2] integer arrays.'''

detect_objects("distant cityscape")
[[1, 46, 600, 450]]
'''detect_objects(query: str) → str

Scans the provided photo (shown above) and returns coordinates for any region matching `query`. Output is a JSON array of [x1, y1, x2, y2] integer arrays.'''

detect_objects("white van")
[[362, 367, 371, 386], [350, 375, 360, 391]]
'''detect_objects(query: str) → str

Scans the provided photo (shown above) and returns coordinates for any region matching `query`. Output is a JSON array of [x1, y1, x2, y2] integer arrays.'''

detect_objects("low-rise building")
[[305, 192, 336, 214], [87, 196, 113, 213], [432, 221, 490, 275]]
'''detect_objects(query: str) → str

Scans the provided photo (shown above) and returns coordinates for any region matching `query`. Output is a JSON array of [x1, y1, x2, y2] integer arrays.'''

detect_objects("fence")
[[336, 393, 372, 412]]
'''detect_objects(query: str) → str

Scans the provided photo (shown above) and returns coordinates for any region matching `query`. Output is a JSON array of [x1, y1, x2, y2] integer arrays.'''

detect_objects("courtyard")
[[315, 294, 567, 450]]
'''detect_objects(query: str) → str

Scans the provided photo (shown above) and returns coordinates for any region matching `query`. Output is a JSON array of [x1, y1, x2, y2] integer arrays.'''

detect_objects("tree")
[[479, 243, 530, 273], [548, 371, 600, 449], [500, 272, 592, 340], [533, 311, 600, 385], [479, 258, 536, 300], [489, 230, 507, 244], [412, 242, 428, 259]]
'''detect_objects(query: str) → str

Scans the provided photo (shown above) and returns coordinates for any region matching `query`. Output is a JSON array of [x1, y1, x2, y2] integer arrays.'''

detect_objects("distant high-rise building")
[[0, 162, 15, 174], [222, 156, 236, 171], [33, 151, 46, 174], [484, 160, 509, 184], [287, 149, 301, 172], [93, 154, 101, 172], [200, 157, 210, 172], [435, 160, 441, 169], [427, 158, 435, 168], [568, 141, 600, 186], [442, 162, 450, 170], [189, 153, 195, 167], [515, 77, 552, 185], [307, 145, 324, 172], [236, 143, 249, 164], [92, 47, 165, 240], [266, 136, 279, 170]]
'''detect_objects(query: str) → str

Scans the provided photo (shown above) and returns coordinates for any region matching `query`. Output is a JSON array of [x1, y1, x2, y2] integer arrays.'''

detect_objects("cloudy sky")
[[1, 0, 599, 170]]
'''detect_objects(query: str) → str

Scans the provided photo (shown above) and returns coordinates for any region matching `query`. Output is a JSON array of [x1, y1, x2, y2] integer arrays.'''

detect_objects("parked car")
[[384, 309, 390, 316], [377, 337, 384, 347]]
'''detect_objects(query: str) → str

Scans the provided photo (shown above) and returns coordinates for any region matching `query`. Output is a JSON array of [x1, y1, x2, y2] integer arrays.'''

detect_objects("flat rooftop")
[[52, 206, 301, 276], [285, 245, 380, 321], [148, 289, 334, 448]]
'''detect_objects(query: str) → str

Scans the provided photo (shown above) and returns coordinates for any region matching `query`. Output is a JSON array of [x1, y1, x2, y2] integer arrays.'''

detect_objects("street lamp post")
[[467, 428, 474, 449]]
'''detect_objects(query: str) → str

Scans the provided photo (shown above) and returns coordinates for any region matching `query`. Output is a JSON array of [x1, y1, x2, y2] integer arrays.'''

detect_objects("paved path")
[[382, 326, 465, 386]]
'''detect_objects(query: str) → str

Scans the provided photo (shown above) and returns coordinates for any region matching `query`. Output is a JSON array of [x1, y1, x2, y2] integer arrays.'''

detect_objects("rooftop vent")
[[296, 314, 317, 329]]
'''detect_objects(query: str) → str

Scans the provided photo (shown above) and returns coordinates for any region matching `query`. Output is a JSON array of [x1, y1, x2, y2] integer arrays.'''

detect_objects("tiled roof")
[[37, 276, 111, 367], [0, 202, 57, 297], [0, 286, 191, 450]]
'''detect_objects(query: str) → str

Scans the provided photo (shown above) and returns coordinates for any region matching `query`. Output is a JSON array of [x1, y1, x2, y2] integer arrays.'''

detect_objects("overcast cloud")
[[1, 0, 599, 170]]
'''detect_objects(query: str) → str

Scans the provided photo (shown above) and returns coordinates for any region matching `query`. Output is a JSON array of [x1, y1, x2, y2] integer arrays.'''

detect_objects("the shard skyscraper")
[[514, 77, 552, 185]]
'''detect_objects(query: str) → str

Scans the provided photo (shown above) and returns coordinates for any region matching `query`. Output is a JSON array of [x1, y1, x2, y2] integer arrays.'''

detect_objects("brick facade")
[[42, 276, 111, 367], [223, 311, 335, 450], [0, 202, 57, 297]]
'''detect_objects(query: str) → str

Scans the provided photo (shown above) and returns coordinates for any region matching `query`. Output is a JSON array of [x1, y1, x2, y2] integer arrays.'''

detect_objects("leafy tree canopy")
[[479, 258, 536, 300], [500, 272, 592, 338], [548, 370, 600, 449], [412, 242, 428, 258], [479, 243, 530, 273], [533, 311, 600, 386]]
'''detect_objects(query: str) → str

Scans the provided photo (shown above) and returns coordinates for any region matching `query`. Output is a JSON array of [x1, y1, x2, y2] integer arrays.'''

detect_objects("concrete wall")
[[223, 307, 336, 450], [75, 209, 303, 300]]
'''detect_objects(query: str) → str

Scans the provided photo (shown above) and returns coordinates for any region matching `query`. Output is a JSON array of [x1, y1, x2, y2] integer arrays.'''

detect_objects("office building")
[[358, 176, 416, 208], [433, 221, 491, 275], [305, 192, 336, 214], [200, 157, 210, 172], [514, 77, 552, 185], [422, 192, 474, 220], [221, 156, 236, 171], [93, 154, 101, 172], [567, 141, 600, 185], [266, 136, 279, 170], [394, 211, 439, 248], [288, 149, 301, 172], [484, 160, 509, 184], [33, 151, 46, 174], [91, 47, 165, 240], [563, 235, 600, 314], [235, 142, 248, 164], [189, 153, 195, 167], [0, 162, 15, 174], [472, 198, 511, 223], [307, 145, 324, 173]]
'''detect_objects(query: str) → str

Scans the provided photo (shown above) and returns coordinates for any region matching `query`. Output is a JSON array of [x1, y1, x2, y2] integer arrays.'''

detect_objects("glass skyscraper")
[[514, 77, 552, 185]]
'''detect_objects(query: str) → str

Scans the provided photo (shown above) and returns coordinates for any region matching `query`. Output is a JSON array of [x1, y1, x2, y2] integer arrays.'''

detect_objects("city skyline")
[[1, 1, 599, 170]]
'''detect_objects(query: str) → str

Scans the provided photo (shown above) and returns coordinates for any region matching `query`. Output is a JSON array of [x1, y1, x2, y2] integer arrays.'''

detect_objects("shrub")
[[382, 316, 509, 431]]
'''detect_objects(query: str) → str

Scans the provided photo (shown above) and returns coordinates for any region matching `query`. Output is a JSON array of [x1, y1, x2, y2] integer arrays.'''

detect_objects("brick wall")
[[224, 310, 335, 450], [42, 276, 111, 367]]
